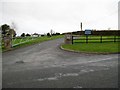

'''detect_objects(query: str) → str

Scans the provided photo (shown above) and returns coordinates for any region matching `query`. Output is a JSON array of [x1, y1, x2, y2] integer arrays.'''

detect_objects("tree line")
[[0, 24, 61, 38]]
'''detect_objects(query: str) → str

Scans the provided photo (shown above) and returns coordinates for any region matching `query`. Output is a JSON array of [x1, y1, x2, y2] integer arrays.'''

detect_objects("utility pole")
[[50, 29, 53, 36], [80, 22, 82, 31]]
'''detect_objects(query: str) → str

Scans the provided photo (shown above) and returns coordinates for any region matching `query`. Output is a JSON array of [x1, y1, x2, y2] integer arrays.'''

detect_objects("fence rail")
[[72, 35, 120, 44], [12, 37, 37, 47]]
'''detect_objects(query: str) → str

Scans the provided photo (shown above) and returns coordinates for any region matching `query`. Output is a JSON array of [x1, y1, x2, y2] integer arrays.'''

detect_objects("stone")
[[64, 34, 72, 44]]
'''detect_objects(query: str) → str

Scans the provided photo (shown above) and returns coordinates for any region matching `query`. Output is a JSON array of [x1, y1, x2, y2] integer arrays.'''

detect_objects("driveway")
[[2, 38, 119, 88]]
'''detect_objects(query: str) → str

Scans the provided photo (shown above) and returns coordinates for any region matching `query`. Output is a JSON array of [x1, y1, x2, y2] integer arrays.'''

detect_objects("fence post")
[[100, 35, 102, 43], [72, 36, 73, 44], [86, 35, 88, 43], [114, 36, 116, 42]]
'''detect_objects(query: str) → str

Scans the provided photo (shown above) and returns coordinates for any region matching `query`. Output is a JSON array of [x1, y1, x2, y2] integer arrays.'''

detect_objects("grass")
[[2, 35, 63, 52], [62, 35, 120, 53], [62, 42, 119, 53]]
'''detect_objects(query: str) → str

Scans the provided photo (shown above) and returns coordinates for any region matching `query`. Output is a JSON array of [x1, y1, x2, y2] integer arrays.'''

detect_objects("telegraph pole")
[[80, 22, 82, 31], [50, 29, 53, 36]]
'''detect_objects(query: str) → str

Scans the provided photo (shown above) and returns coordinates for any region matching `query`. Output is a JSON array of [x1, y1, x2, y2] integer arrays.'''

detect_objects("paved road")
[[2, 38, 119, 88]]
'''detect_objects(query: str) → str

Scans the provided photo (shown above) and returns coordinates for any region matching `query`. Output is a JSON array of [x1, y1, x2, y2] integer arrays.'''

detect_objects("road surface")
[[2, 38, 119, 88]]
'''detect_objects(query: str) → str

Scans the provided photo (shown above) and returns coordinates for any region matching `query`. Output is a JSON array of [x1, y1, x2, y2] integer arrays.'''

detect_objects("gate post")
[[114, 36, 116, 42], [86, 35, 88, 43], [3, 35, 12, 50], [100, 35, 102, 43], [64, 33, 72, 44]]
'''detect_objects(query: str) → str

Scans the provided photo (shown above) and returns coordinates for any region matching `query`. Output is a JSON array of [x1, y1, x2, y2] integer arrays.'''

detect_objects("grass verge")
[[61, 42, 119, 54]]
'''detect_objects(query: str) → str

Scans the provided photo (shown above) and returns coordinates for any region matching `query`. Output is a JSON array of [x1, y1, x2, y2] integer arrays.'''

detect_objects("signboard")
[[85, 29, 92, 35]]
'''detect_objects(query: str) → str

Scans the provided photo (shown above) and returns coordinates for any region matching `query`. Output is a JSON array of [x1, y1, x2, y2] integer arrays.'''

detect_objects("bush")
[[26, 33, 31, 37], [47, 33, 51, 37], [21, 33, 25, 37]]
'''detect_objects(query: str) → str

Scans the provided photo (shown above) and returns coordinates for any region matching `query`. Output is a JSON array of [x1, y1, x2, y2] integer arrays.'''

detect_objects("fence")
[[12, 37, 37, 47], [72, 30, 120, 36], [72, 35, 120, 44]]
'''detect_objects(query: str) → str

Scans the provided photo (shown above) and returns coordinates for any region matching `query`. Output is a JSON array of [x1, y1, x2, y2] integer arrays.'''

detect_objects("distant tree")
[[41, 34, 45, 37], [56, 32, 60, 35], [47, 33, 51, 37], [1, 24, 16, 38], [21, 33, 25, 37], [26, 33, 31, 37], [52, 33, 56, 36]]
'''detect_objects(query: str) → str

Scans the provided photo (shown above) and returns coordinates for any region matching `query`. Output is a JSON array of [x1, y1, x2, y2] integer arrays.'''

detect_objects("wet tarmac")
[[2, 38, 119, 88]]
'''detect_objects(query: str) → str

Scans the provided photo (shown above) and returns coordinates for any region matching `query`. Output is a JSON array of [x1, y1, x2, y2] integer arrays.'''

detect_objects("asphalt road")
[[2, 38, 119, 88]]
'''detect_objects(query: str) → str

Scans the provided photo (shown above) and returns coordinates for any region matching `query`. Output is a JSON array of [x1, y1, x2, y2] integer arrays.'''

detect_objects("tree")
[[1, 24, 10, 35], [47, 33, 51, 37], [1, 24, 16, 38], [56, 32, 60, 35], [52, 33, 56, 36], [21, 33, 25, 37], [26, 33, 31, 37], [41, 34, 45, 37], [8, 29, 16, 38]]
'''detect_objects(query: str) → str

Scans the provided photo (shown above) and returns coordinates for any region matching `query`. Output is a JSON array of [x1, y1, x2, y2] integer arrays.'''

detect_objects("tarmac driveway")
[[2, 38, 119, 88]]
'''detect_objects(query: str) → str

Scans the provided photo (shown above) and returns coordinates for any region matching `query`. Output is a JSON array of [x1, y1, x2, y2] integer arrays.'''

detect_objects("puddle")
[[73, 85, 82, 88], [62, 73, 79, 77], [37, 72, 79, 82], [38, 70, 96, 82], [37, 78, 45, 81], [37, 77, 58, 81], [79, 69, 95, 74], [47, 77, 58, 80]]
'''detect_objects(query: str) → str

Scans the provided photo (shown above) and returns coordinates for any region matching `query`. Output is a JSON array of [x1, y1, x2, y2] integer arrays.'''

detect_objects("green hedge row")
[[72, 30, 120, 36]]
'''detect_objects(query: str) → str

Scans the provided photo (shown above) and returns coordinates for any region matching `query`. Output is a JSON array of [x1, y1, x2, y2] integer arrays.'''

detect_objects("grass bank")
[[61, 42, 119, 54], [2, 35, 63, 52]]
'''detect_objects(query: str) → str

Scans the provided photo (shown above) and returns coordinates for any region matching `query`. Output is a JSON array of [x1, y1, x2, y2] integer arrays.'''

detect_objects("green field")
[[62, 42, 119, 53], [62, 35, 120, 53], [2, 35, 64, 52]]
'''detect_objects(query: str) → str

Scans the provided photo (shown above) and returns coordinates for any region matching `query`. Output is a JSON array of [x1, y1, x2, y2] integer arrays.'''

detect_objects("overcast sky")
[[0, 0, 119, 35]]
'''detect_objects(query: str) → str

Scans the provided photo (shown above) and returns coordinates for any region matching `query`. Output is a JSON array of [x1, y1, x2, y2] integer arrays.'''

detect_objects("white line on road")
[[87, 57, 118, 63]]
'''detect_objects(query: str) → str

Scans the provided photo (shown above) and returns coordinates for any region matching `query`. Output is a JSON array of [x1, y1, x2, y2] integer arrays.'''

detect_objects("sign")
[[85, 29, 92, 35]]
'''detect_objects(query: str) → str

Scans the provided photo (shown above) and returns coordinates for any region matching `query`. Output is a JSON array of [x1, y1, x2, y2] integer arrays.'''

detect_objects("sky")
[[0, 0, 119, 35]]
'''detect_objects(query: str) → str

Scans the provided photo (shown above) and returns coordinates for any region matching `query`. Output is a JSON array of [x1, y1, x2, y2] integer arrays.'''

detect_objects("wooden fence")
[[72, 35, 120, 44]]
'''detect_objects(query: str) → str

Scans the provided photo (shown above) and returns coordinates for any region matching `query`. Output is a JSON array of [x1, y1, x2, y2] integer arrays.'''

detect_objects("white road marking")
[[88, 57, 118, 63]]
